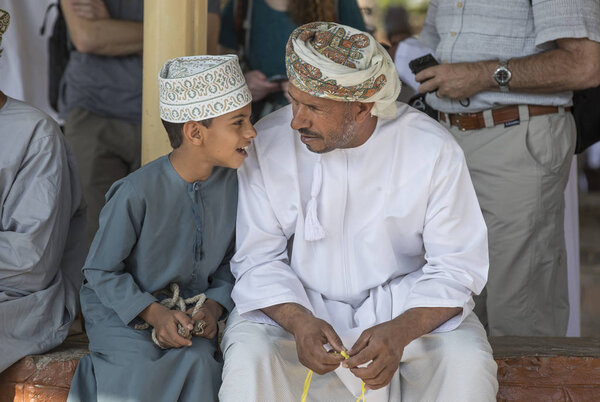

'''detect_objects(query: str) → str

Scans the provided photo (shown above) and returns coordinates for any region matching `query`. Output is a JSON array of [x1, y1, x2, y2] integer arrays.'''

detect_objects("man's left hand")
[[343, 320, 408, 390], [416, 62, 493, 100]]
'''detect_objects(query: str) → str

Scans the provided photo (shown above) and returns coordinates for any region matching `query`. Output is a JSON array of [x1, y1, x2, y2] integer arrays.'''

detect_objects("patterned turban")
[[158, 55, 252, 123], [286, 22, 401, 119], [0, 9, 10, 50]]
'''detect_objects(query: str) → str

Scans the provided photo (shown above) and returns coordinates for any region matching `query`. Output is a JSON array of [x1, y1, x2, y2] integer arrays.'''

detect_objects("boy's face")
[[201, 104, 256, 169]]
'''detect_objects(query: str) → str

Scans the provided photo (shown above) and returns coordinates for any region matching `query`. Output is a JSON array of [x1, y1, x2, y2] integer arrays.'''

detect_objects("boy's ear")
[[182, 121, 207, 146]]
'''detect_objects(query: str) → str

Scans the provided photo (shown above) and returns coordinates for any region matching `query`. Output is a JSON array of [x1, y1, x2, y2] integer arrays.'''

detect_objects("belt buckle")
[[455, 113, 469, 132]]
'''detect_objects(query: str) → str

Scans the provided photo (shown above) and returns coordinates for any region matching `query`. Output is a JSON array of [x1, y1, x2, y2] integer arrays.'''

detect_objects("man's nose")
[[291, 106, 310, 131]]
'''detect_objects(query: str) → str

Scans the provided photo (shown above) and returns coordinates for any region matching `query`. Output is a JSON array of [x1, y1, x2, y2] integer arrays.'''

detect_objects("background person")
[[416, 0, 600, 336], [0, 8, 86, 373]]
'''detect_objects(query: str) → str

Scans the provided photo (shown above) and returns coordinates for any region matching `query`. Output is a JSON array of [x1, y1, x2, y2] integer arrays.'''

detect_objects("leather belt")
[[439, 105, 570, 131]]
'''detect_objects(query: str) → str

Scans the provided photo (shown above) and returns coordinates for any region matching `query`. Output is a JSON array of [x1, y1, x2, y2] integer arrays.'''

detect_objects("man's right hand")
[[292, 315, 346, 375], [262, 303, 346, 375]]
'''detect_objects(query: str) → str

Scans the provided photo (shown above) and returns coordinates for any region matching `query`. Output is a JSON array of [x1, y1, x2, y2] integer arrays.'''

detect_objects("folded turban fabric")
[[286, 22, 401, 119], [158, 55, 252, 123], [0, 9, 10, 49]]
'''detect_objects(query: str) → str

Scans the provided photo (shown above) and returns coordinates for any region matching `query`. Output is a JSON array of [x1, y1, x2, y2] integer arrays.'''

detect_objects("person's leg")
[[63, 109, 141, 248], [446, 110, 575, 336], [220, 309, 353, 402], [400, 313, 498, 401]]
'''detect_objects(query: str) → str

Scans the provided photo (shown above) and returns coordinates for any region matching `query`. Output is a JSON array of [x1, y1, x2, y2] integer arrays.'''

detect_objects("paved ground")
[[579, 191, 600, 336]]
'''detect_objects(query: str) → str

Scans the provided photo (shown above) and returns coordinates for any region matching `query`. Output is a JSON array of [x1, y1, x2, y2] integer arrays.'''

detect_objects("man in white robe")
[[0, 9, 86, 372], [220, 22, 498, 401]]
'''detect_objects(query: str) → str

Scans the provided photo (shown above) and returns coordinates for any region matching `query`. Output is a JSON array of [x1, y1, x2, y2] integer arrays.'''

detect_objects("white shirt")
[[231, 103, 489, 398]]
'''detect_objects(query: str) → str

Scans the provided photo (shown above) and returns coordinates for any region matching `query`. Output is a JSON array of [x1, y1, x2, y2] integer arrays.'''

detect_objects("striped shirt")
[[418, 0, 600, 113]]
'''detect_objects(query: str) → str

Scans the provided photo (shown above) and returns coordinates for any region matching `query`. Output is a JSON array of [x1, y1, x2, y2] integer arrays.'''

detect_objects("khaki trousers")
[[219, 309, 498, 402], [441, 106, 575, 336], [63, 108, 141, 249]]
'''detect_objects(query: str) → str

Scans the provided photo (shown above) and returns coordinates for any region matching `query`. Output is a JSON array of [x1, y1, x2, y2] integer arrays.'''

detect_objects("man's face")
[[288, 84, 359, 154]]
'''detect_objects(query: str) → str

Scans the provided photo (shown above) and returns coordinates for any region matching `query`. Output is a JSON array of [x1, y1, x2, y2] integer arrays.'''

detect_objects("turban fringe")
[[0, 9, 10, 48], [286, 22, 401, 119]]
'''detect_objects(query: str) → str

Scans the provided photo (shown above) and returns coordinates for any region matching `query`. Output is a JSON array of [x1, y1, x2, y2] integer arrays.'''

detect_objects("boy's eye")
[[233, 120, 243, 126]]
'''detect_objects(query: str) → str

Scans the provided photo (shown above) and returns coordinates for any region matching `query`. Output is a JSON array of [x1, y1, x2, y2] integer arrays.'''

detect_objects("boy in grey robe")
[[0, 9, 86, 373], [67, 55, 255, 402]]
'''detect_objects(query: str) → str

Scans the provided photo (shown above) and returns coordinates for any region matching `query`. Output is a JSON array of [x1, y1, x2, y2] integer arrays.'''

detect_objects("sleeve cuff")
[[118, 292, 158, 326], [204, 287, 235, 318]]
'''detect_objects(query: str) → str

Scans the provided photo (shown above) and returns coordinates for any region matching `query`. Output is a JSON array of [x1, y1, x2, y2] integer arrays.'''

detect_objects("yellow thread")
[[300, 370, 313, 402], [300, 351, 366, 402]]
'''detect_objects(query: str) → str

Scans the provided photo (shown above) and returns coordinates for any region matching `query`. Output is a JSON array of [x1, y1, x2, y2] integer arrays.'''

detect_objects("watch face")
[[497, 70, 509, 83], [495, 66, 511, 85]]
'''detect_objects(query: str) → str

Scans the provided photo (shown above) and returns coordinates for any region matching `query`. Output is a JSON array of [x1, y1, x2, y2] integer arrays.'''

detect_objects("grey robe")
[[67, 156, 236, 402], [0, 97, 86, 372]]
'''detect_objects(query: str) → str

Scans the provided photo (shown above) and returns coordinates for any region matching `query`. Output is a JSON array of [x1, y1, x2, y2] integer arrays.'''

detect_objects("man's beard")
[[309, 106, 357, 154]]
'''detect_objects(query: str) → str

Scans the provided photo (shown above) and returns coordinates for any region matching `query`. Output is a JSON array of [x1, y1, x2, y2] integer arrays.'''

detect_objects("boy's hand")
[[189, 299, 223, 340], [139, 302, 193, 348]]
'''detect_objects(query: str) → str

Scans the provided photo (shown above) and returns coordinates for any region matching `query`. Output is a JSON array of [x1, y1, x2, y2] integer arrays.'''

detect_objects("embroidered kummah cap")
[[158, 55, 252, 123], [0, 9, 10, 50], [286, 22, 401, 119]]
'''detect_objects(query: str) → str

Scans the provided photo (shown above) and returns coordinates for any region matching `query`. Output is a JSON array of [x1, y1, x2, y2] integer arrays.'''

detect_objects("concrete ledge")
[[1, 336, 598, 401]]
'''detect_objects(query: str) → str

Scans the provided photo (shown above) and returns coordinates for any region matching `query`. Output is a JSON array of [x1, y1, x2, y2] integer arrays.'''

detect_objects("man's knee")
[[433, 318, 494, 372], [222, 327, 277, 365]]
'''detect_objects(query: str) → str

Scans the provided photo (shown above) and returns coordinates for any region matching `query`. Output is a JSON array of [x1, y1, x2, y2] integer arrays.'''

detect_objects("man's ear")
[[182, 121, 207, 146], [353, 101, 376, 123]]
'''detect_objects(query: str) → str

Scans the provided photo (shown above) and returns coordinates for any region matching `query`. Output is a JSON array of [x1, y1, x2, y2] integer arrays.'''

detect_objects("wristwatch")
[[493, 60, 512, 92]]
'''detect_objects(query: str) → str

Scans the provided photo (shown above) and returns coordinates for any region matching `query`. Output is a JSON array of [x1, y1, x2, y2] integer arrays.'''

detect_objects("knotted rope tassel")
[[135, 283, 207, 348], [304, 157, 325, 241], [300, 350, 366, 402]]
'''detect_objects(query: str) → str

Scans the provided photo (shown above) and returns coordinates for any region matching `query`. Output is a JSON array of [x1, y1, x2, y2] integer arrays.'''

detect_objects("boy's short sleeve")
[[83, 179, 157, 326]]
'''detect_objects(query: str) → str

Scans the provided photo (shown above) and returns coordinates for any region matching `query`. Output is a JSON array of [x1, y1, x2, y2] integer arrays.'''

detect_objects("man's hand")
[[245, 70, 281, 102], [292, 315, 346, 375], [344, 307, 463, 390], [188, 299, 223, 340], [343, 320, 407, 390], [69, 0, 110, 20], [262, 303, 346, 375], [416, 62, 494, 100], [139, 302, 194, 349]]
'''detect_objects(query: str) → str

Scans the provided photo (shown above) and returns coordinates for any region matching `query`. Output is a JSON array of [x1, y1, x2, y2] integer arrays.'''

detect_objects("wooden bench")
[[1, 336, 598, 401]]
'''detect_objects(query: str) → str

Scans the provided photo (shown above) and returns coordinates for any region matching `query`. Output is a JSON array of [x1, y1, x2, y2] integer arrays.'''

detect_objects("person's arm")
[[203, 237, 236, 317], [232, 139, 338, 369], [262, 303, 346, 375], [344, 307, 462, 390], [346, 133, 489, 389], [60, 0, 143, 56], [82, 180, 158, 326], [0, 119, 78, 293], [416, 37, 600, 99]]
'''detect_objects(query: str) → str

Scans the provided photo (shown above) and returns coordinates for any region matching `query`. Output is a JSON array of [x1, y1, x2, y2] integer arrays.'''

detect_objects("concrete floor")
[[579, 191, 600, 337]]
